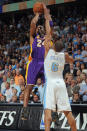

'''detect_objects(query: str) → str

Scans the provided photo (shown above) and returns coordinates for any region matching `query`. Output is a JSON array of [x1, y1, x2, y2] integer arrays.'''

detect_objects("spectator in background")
[[36, 77, 42, 87], [75, 61, 81, 70], [4, 64, 8, 75], [65, 73, 71, 87], [1, 75, 7, 95], [10, 78, 15, 88], [63, 64, 70, 77], [12, 88, 17, 96], [12, 69, 16, 78], [80, 72, 86, 87], [76, 70, 81, 77], [11, 60, 15, 68], [0, 93, 2, 101], [74, 50, 83, 64], [82, 46, 87, 68], [67, 42, 72, 55], [0, 95, 6, 103], [11, 95, 17, 103], [68, 63, 77, 77], [32, 78, 42, 96], [80, 63, 85, 72], [8, 65, 12, 72], [82, 30, 87, 42], [21, 63, 26, 79], [76, 76, 82, 87], [79, 77, 87, 103], [67, 79, 77, 98], [10, 78, 21, 97], [7, 71, 12, 82], [0, 68, 3, 87], [15, 78, 24, 97], [0, 65, 4, 75], [15, 63, 22, 71], [66, 73, 73, 88], [6, 57, 12, 65], [19, 92, 24, 104], [20, 83, 25, 94], [12, 60, 18, 70], [4, 82, 13, 103], [15, 69, 24, 85], [32, 94, 40, 103], [72, 92, 80, 103]]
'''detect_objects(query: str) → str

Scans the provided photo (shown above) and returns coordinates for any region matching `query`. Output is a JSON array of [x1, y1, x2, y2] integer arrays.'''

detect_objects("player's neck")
[[53, 46, 58, 53]]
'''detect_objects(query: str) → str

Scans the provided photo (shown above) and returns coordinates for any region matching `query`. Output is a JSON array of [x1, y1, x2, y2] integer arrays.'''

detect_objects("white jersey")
[[44, 49, 71, 111], [44, 49, 65, 80]]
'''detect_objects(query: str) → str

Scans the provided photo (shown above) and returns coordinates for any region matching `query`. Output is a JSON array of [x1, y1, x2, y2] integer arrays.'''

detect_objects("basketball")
[[33, 2, 44, 14]]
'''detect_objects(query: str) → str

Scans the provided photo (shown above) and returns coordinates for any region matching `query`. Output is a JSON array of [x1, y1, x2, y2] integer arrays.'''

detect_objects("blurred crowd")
[[0, 0, 30, 5], [0, 3, 87, 104]]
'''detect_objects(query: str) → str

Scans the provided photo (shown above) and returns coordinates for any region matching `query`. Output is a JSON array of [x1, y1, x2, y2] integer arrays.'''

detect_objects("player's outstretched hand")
[[42, 3, 48, 15], [42, 3, 51, 20], [42, 2, 47, 11]]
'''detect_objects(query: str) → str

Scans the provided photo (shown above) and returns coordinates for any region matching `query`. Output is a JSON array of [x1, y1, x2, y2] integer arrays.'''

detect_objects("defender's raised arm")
[[43, 4, 52, 56]]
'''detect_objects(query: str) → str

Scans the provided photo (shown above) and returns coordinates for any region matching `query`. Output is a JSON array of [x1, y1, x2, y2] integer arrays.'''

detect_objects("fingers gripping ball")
[[33, 2, 44, 14]]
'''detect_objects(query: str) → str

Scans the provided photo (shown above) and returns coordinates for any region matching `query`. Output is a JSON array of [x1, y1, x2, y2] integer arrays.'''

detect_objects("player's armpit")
[[65, 53, 74, 64]]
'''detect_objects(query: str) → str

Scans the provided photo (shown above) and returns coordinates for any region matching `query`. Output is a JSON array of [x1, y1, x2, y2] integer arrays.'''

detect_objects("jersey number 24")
[[37, 39, 44, 47]]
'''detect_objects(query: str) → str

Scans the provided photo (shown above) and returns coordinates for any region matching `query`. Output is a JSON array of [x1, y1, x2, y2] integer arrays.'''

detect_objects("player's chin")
[[41, 30, 45, 35], [37, 31, 45, 37], [41, 33, 45, 37]]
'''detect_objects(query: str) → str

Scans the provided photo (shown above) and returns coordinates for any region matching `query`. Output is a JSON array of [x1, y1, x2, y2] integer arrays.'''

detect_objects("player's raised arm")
[[45, 12, 52, 56], [30, 13, 39, 46], [43, 4, 52, 56], [65, 53, 74, 64], [43, 3, 53, 35], [45, 11, 52, 36]]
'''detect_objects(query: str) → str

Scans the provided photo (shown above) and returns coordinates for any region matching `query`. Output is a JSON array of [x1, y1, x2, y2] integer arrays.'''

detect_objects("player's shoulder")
[[49, 48, 54, 53], [59, 52, 65, 55], [47, 49, 55, 56], [45, 49, 54, 59]]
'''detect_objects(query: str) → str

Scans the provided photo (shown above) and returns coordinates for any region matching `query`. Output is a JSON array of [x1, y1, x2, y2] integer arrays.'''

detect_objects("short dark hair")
[[54, 40, 64, 52]]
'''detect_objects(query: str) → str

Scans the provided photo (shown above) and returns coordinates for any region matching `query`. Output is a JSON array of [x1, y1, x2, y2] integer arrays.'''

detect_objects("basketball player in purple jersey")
[[21, 4, 52, 120]]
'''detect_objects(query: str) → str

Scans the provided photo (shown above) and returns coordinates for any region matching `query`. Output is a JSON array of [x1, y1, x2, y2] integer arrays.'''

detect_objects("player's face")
[[36, 25, 45, 37]]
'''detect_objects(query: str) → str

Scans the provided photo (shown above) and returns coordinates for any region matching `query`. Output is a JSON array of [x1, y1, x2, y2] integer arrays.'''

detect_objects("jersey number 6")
[[51, 62, 59, 72]]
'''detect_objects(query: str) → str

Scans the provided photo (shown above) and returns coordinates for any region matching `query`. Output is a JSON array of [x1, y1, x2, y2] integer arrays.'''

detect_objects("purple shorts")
[[26, 59, 44, 85]]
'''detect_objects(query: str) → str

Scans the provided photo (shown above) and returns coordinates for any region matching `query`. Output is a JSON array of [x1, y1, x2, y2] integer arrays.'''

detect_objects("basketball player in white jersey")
[[43, 8, 77, 131]]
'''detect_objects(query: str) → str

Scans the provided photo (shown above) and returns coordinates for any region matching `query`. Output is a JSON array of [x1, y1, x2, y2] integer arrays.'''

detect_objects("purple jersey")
[[26, 34, 45, 85], [31, 34, 45, 61]]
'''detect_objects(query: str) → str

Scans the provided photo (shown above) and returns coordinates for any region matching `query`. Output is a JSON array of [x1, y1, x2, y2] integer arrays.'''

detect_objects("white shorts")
[[44, 79, 71, 112]]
